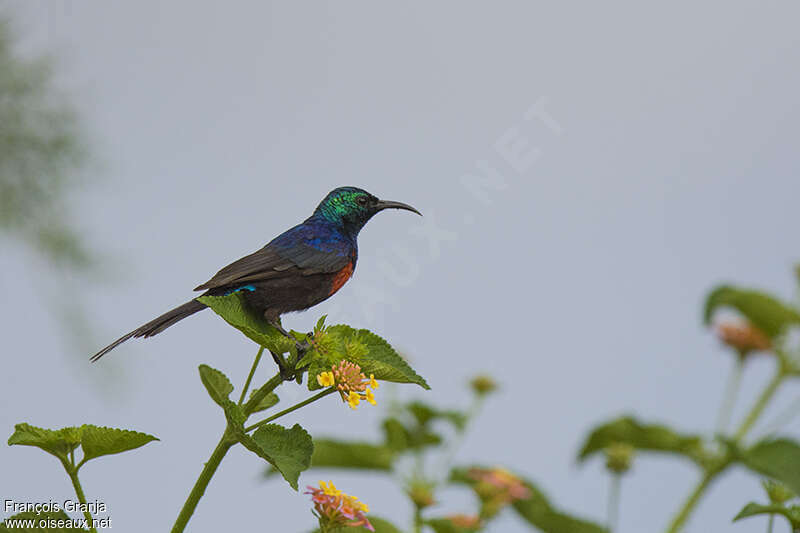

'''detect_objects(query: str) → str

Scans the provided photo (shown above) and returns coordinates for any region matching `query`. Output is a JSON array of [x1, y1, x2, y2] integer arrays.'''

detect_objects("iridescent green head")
[[312, 186, 421, 233]]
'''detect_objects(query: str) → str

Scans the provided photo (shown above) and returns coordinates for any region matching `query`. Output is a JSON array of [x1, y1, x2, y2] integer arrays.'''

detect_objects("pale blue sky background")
[[2, 2, 800, 532]]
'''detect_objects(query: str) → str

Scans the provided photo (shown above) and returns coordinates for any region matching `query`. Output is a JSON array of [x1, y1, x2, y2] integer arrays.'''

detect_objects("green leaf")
[[309, 439, 396, 471], [0, 511, 90, 532], [407, 401, 467, 431], [7, 423, 81, 460], [578, 416, 706, 464], [79, 425, 158, 464], [198, 364, 234, 407], [382, 418, 441, 452], [306, 325, 429, 391], [197, 293, 293, 353], [733, 502, 800, 528], [703, 285, 800, 338], [737, 438, 800, 495], [247, 390, 279, 414], [426, 517, 482, 533], [197, 364, 246, 428], [244, 423, 313, 490]]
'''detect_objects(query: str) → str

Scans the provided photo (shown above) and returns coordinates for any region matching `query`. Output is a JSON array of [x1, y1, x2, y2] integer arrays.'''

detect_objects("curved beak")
[[375, 199, 422, 216]]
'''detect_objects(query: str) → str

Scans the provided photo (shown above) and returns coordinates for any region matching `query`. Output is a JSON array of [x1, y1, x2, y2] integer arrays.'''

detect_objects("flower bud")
[[407, 481, 436, 510], [716, 320, 771, 358], [470, 375, 498, 396], [605, 443, 635, 474], [763, 479, 795, 505]]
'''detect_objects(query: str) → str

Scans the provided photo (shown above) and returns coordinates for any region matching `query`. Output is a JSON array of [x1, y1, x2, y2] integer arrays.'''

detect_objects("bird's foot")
[[270, 350, 296, 382]]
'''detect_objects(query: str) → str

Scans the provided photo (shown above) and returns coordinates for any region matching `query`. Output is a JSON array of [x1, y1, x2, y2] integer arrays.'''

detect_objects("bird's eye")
[[356, 196, 368, 206]]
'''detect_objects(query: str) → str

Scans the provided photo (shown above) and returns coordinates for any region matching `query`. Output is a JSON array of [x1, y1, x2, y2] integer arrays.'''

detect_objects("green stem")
[[172, 430, 237, 533], [238, 346, 264, 405], [173, 350, 286, 533], [607, 474, 622, 532], [664, 468, 720, 533], [734, 368, 786, 441], [413, 507, 423, 533], [767, 514, 774, 533], [61, 459, 97, 533], [245, 388, 336, 432], [244, 373, 284, 416], [665, 365, 788, 533], [716, 358, 743, 435]]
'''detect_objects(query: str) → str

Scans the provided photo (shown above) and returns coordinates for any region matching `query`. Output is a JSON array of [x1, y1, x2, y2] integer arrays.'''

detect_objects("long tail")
[[91, 299, 207, 362]]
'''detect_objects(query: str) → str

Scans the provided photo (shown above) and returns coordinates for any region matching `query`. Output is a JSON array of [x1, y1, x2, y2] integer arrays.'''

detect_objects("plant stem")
[[238, 346, 264, 405], [244, 373, 284, 416], [61, 459, 97, 533], [716, 358, 743, 435], [664, 469, 719, 533], [173, 348, 287, 533], [413, 506, 423, 533], [767, 514, 774, 533], [607, 474, 622, 532], [172, 430, 237, 533], [245, 388, 336, 432], [733, 368, 786, 441], [664, 365, 787, 533]]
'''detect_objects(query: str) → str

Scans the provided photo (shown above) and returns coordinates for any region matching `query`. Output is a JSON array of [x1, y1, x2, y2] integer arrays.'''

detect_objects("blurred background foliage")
[[0, 16, 91, 271]]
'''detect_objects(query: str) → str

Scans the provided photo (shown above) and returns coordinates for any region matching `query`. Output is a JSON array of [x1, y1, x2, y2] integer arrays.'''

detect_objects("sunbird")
[[92, 187, 420, 361]]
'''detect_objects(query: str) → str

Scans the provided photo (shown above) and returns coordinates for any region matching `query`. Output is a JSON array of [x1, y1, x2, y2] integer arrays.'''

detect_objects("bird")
[[91, 186, 420, 362]]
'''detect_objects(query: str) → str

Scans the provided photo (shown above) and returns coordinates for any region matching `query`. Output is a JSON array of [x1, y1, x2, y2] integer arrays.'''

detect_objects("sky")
[[2, 2, 800, 532]]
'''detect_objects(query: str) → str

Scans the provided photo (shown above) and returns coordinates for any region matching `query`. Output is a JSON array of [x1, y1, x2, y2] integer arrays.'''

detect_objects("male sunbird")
[[92, 187, 420, 361]]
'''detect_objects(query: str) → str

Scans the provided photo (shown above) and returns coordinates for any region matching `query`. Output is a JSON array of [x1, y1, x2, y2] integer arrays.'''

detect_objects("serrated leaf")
[[733, 502, 800, 528], [704, 285, 800, 338], [198, 364, 234, 407], [309, 439, 395, 471], [79, 425, 158, 463], [197, 293, 293, 353], [306, 325, 429, 391], [736, 438, 800, 496], [0, 511, 90, 532], [247, 390, 279, 414], [8, 423, 81, 460], [244, 423, 313, 490], [578, 416, 705, 464]]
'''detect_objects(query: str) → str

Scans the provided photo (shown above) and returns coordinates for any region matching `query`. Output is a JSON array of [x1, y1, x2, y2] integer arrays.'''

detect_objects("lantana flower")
[[316, 360, 379, 410], [468, 467, 531, 517], [716, 320, 771, 357], [306, 480, 374, 532]]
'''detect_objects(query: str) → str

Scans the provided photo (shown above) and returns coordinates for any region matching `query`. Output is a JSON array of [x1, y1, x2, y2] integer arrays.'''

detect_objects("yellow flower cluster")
[[316, 360, 379, 410], [307, 480, 373, 531]]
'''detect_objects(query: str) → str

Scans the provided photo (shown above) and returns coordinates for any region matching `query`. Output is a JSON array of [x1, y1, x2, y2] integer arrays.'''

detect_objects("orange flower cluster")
[[468, 467, 531, 517], [306, 480, 373, 532], [716, 320, 771, 356], [316, 360, 379, 409]]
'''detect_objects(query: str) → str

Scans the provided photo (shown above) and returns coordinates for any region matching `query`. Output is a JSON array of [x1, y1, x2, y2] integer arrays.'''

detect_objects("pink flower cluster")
[[468, 467, 531, 516], [306, 480, 374, 532]]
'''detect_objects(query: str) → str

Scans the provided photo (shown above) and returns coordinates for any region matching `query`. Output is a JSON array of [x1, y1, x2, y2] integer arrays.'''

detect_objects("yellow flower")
[[369, 374, 379, 389], [320, 480, 340, 496], [365, 388, 377, 405], [347, 391, 361, 409], [317, 371, 335, 387]]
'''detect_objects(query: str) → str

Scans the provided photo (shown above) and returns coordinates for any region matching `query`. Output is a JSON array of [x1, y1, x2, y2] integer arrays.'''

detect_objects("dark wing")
[[193, 242, 351, 292]]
